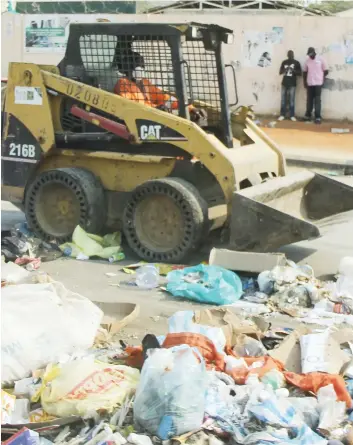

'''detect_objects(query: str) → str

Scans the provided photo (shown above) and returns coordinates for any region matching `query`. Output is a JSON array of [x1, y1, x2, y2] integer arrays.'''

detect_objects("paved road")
[[2, 176, 352, 341]]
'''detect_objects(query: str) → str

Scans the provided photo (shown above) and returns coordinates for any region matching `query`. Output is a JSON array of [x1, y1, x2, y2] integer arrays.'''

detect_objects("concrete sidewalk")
[[262, 124, 353, 168]]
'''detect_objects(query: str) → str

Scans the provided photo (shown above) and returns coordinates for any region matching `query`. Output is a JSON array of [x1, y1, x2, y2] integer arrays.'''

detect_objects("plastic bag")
[[1, 390, 16, 424], [166, 265, 242, 305], [232, 335, 267, 358], [1, 261, 30, 284], [60, 226, 124, 260], [168, 311, 226, 353], [2, 281, 103, 385], [134, 345, 206, 439], [288, 397, 319, 429], [40, 359, 140, 417], [204, 372, 241, 431], [317, 384, 347, 432]]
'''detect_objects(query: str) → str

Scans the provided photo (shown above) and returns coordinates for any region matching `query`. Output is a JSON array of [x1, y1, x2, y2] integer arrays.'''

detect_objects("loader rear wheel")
[[25, 168, 105, 242], [123, 178, 208, 262]]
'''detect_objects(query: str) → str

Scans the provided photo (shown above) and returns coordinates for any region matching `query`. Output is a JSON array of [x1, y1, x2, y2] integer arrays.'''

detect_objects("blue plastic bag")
[[166, 264, 242, 305]]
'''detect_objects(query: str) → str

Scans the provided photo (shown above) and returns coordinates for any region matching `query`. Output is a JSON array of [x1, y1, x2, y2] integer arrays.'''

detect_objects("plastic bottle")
[[135, 265, 159, 289], [261, 368, 285, 390], [25, 263, 35, 271], [275, 388, 289, 398], [63, 246, 72, 257], [108, 252, 125, 263], [245, 374, 260, 387], [225, 356, 248, 373]]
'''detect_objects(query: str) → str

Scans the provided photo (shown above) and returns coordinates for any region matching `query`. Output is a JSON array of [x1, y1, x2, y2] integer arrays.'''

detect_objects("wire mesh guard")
[[79, 34, 176, 109], [78, 33, 222, 126], [182, 40, 221, 113]]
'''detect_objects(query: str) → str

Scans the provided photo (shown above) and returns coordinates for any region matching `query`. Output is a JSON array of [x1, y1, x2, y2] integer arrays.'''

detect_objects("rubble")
[[2, 255, 353, 445]]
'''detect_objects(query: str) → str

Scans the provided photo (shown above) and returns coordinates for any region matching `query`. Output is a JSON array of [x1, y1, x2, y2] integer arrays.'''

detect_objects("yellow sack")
[[40, 359, 140, 417]]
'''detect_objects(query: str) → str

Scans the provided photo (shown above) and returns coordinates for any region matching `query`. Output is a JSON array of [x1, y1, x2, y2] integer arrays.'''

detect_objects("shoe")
[[315, 118, 321, 124], [278, 116, 285, 121], [290, 117, 297, 122], [303, 116, 311, 121]]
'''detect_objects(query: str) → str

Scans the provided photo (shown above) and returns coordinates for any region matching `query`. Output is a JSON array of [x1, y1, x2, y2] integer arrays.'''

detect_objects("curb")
[[285, 156, 353, 173]]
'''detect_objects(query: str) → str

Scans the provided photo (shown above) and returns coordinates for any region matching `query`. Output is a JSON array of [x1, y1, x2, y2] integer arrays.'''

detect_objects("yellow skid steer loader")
[[2, 22, 353, 262]]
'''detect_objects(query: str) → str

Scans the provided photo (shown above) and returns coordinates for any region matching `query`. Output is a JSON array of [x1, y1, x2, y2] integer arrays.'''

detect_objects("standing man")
[[303, 47, 329, 124], [278, 50, 302, 121]]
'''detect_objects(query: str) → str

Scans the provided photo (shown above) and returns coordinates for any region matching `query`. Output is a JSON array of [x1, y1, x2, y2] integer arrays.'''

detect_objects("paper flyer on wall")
[[345, 34, 353, 64], [271, 26, 284, 44]]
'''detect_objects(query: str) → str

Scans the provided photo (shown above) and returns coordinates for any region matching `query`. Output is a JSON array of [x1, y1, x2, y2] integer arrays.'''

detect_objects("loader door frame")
[[58, 23, 190, 120]]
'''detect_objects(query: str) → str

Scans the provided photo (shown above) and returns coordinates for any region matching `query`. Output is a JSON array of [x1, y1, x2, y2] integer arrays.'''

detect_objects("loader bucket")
[[229, 171, 353, 252]]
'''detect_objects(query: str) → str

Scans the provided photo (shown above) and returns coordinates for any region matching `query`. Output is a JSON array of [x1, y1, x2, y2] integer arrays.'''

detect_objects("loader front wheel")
[[123, 178, 208, 262], [25, 168, 105, 242]]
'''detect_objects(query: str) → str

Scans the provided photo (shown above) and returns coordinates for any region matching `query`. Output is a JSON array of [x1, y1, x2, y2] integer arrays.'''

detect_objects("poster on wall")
[[242, 30, 273, 68], [24, 16, 70, 53], [24, 15, 113, 53], [271, 27, 284, 44], [344, 35, 353, 64]]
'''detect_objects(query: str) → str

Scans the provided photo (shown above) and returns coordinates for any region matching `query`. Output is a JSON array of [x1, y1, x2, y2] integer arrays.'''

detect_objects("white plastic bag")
[[41, 359, 140, 417], [168, 311, 226, 353], [1, 261, 30, 284], [2, 281, 103, 384], [134, 345, 206, 439], [317, 385, 347, 432]]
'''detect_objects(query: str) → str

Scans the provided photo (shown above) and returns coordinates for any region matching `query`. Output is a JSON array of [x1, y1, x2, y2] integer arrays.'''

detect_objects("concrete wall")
[[2, 12, 353, 120]]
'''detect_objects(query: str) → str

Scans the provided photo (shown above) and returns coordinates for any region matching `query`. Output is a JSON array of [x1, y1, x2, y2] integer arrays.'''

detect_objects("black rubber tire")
[[25, 167, 106, 243], [123, 177, 208, 262]]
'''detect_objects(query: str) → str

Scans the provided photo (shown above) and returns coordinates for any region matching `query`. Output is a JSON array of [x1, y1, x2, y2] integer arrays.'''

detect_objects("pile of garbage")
[[2, 256, 353, 445], [1, 224, 125, 267], [1, 223, 62, 268]]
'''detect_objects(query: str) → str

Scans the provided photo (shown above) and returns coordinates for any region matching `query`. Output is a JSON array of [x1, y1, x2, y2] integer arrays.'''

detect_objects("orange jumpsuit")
[[114, 77, 194, 111]]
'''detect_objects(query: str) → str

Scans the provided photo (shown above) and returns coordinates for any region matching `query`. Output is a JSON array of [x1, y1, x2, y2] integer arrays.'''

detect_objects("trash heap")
[[1, 223, 125, 266], [1, 222, 62, 269], [1, 256, 353, 445]]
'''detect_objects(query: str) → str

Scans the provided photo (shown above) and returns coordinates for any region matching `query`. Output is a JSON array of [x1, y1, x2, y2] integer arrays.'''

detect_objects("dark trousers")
[[305, 85, 322, 119], [280, 85, 296, 117]]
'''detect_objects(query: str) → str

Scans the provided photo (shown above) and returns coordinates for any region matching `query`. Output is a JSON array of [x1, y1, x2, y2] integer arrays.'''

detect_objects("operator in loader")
[[114, 51, 206, 124]]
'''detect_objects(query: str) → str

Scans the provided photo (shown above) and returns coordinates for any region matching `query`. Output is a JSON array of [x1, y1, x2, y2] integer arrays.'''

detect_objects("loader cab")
[[58, 22, 235, 148]]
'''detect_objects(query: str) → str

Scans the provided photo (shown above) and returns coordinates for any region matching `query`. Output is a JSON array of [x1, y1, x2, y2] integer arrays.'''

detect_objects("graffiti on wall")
[[242, 27, 284, 68], [242, 31, 273, 68], [324, 78, 353, 91]]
